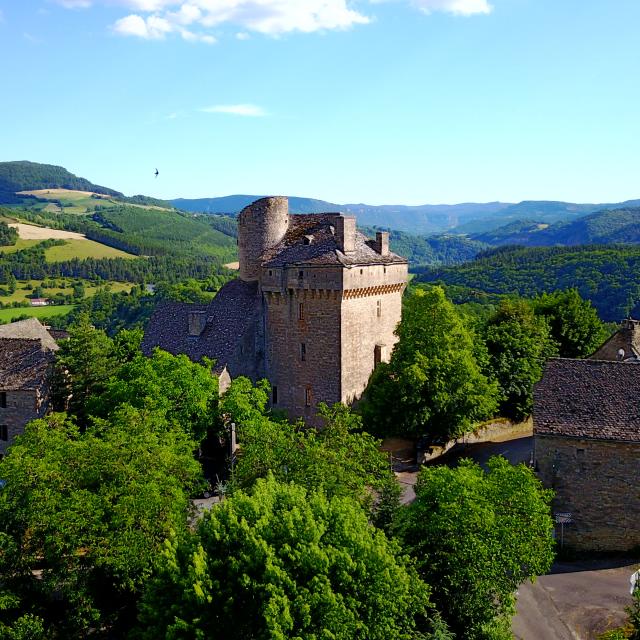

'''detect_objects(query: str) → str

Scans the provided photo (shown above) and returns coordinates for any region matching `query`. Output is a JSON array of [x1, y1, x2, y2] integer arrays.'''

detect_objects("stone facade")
[[0, 387, 50, 457], [535, 435, 640, 551], [143, 197, 408, 422]]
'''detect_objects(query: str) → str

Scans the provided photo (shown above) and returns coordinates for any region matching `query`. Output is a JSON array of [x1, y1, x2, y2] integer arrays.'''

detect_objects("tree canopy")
[[136, 475, 433, 640], [397, 456, 555, 640]]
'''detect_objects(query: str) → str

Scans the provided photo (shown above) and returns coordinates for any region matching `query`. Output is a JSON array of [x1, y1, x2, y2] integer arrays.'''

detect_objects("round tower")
[[238, 196, 289, 282]]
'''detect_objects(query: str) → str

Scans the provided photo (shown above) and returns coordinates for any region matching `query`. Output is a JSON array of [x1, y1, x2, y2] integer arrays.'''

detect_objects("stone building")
[[0, 318, 59, 457], [534, 319, 640, 551], [143, 196, 408, 421]]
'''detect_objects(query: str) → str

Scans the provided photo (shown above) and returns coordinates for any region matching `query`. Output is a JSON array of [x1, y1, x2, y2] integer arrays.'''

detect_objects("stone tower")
[[237, 197, 289, 282]]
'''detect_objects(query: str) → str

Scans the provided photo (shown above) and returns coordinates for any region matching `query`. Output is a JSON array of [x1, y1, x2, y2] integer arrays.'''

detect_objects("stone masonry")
[[144, 196, 408, 422]]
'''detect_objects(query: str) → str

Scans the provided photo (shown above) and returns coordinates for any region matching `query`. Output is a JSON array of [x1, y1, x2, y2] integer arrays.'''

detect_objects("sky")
[[1, 0, 640, 205]]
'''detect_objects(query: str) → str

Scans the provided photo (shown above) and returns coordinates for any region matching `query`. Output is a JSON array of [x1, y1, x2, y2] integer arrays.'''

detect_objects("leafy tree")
[[482, 299, 558, 420], [0, 220, 18, 247], [89, 348, 219, 443], [53, 313, 116, 422], [136, 475, 433, 640], [0, 409, 203, 637], [223, 378, 400, 528], [534, 288, 610, 357], [362, 286, 499, 441], [397, 456, 555, 640]]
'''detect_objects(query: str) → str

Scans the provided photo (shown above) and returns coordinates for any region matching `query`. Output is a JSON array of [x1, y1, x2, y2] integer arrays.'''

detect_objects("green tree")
[[223, 378, 400, 528], [482, 299, 558, 420], [362, 286, 499, 441], [0, 409, 203, 637], [534, 288, 610, 358], [397, 457, 555, 640], [89, 349, 219, 442], [136, 476, 433, 640]]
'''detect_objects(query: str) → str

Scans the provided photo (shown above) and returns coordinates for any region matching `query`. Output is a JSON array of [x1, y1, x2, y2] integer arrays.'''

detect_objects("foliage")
[[136, 475, 432, 640], [0, 410, 203, 637], [0, 220, 18, 247], [482, 299, 558, 420], [397, 456, 555, 640], [534, 288, 610, 358], [417, 244, 640, 322], [223, 378, 400, 527], [361, 286, 499, 441]]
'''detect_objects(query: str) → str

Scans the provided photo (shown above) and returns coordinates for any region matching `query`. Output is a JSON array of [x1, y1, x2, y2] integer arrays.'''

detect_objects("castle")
[[143, 196, 408, 420]]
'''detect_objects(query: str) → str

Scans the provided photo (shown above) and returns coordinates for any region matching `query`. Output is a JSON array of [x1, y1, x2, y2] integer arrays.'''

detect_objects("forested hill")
[[0, 161, 122, 200], [472, 206, 640, 246], [416, 244, 640, 321]]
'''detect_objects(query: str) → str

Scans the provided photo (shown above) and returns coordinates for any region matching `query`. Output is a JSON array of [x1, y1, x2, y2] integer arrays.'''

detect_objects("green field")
[[45, 239, 135, 261], [0, 279, 133, 305], [0, 238, 41, 254], [0, 305, 75, 323]]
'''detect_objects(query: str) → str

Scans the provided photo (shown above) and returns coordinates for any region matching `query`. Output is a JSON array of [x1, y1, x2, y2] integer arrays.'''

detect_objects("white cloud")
[[410, 0, 492, 16], [200, 104, 267, 117], [113, 13, 173, 38], [236, 31, 250, 40], [56, 0, 93, 7]]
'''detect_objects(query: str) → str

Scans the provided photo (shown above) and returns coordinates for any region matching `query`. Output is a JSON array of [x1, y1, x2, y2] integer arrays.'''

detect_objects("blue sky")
[[1, 0, 639, 205]]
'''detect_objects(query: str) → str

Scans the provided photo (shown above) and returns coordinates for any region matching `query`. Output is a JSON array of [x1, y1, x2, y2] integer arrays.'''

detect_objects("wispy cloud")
[[0, 9, 4, 24], [113, 13, 215, 42], [23, 32, 44, 44], [200, 104, 268, 117], [56, 0, 93, 8], [409, 0, 492, 16]]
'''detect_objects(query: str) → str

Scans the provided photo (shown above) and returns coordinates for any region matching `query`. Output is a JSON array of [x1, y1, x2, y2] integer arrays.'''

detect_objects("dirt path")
[[9, 223, 86, 240]]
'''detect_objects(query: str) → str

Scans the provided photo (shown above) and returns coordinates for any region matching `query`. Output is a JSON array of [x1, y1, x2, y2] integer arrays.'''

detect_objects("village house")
[[534, 319, 640, 551], [0, 318, 59, 457], [143, 196, 408, 421]]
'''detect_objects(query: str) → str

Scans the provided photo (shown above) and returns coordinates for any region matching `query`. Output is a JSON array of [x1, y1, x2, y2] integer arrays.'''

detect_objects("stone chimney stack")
[[188, 310, 207, 336], [375, 231, 389, 256], [336, 216, 356, 254]]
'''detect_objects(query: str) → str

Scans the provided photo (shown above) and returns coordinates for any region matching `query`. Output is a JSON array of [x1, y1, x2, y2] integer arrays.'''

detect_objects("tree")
[[482, 300, 558, 420], [136, 476, 433, 640], [0, 409, 203, 637], [534, 288, 609, 358], [397, 456, 555, 640], [361, 286, 499, 441], [223, 378, 401, 529], [89, 348, 219, 443]]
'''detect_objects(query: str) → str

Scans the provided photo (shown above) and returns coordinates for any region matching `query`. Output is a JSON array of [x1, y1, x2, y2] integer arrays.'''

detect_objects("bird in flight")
[[154, 168, 159, 178]]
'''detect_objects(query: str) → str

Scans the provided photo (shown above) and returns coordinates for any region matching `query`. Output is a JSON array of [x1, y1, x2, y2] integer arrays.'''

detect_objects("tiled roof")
[[534, 358, 640, 442], [261, 214, 406, 267], [0, 318, 59, 352], [0, 338, 55, 391], [141, 279, 259, 372]]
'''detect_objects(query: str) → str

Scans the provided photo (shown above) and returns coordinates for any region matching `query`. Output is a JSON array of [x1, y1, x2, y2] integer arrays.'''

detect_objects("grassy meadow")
[[0, 304, 76, 323], [0, 279, 133, 305]]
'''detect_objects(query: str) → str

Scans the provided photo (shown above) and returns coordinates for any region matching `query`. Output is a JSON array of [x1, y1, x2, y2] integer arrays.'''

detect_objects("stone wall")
[[535, 434, 640, 551], [0, 387, 49, 456]]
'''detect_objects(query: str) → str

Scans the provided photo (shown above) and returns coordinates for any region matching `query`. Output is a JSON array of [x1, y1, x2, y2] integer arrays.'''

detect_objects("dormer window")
[[304, 235, 313, 245]]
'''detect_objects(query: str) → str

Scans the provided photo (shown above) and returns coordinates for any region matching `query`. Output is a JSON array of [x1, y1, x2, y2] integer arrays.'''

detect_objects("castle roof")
[[0, 338, 56, 391], [534, 357, 640, 442], [0, 317, 59, 351], [589, 319, 640, 361], [141, 279, 259, 372], [261, 214, 406, 268]]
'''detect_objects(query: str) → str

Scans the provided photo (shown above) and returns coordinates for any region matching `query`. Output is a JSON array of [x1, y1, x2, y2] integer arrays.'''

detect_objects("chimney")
[[336, 216, 356, 253], [375, 231, 389, 257], [188, 310, 207, 337]]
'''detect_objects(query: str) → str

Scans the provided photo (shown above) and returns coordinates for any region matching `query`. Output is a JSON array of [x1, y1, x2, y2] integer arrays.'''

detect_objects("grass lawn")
[[0, 305, 75, 323], [0, 238, 41, 254], [45, 239, 135, 261], [0, 280, 133, 305]]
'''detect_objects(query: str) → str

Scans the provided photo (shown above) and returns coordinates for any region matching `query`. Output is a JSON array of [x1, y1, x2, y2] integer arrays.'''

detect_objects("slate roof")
[[0, 338, 55, 391], [141, 279, 259, 372], [261, 214, 407, 267], [534, 358, 640, 442], [0, 318, 59, 351]]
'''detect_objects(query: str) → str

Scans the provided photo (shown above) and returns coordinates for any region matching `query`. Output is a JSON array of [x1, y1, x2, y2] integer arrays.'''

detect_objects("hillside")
[[416, 244, 640, 321], [471, 207, 640, 247]]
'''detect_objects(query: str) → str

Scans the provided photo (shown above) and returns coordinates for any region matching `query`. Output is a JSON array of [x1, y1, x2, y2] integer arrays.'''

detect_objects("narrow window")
[[298, 270, 304, 279], [298, 303, 304, 320], [272, 386, 278, 405], [301, 343, 306, 362], [377, 300, 382, 318], [305, 387, 312, 407], [0, 425, 7, 441], [0, 392, 6, 409], [360, 269, 363, 275], [374, 344, 383, 367], [269, 270, 273, 276]]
